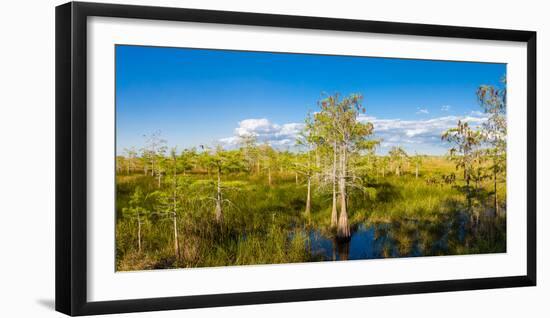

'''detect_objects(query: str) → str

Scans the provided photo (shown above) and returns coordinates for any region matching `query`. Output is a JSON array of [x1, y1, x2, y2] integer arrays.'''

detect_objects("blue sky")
[[116, 45, 506, 155]]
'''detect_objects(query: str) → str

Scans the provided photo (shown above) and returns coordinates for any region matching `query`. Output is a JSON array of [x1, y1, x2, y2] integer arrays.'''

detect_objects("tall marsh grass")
[[116, 158, 506, 270]]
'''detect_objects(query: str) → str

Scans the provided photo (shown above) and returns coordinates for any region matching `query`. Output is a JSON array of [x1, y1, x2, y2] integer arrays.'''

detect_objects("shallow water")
[[304, 211, 500, 261]]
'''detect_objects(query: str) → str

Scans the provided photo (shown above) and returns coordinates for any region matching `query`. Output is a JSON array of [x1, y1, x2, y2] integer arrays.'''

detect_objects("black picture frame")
[[55, 1, 537, 316]]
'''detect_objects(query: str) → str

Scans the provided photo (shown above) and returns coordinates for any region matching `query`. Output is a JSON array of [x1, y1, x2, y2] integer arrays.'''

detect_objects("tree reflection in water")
[[307, 210, 506, 262]]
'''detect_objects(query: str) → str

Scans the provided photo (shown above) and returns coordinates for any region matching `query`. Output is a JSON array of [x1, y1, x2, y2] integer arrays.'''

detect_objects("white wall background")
[[0, 0, 547, 316]]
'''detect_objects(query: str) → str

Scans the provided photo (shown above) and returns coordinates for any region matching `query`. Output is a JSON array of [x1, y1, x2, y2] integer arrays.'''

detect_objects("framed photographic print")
[[55, 1, 536, 316]]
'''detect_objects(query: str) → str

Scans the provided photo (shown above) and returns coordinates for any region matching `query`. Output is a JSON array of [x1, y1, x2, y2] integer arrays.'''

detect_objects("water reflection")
[[306, 212, 505, 261]]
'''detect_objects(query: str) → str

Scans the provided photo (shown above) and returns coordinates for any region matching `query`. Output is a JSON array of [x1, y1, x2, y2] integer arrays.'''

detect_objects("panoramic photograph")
[[115, 45, 507, 271]]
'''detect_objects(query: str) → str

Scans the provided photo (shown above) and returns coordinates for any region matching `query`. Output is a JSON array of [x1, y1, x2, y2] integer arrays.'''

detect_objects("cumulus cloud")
[[219, 114, 488, 154], [357, 114, 487, 154], [470, 110, 485, 117], [219, 118, 304, 149], [416, 108, 429, 115], [441, 105, 452, 111]]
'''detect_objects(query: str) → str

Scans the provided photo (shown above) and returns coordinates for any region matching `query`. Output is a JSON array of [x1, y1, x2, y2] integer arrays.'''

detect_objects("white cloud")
[[405, 128, 429, 137], [470, 110, 485, 117], [416, 108, 429, 115], [441, 105, 452, 111], [219, 114, 489, 154], [219, 118, 304, 149], [358, 114, 488, 154]]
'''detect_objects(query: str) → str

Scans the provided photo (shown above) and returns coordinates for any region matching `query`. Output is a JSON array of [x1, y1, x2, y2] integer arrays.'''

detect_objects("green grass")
[[115, 157, 506, 271]]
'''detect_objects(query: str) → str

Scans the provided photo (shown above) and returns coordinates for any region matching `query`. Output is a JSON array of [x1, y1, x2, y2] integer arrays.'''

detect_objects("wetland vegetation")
[[115, 84, 507, 271]]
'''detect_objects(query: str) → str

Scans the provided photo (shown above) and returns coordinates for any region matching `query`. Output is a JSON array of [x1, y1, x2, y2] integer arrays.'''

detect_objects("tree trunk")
[[494, 167, 498, 217], [415, 164, 419, 179], [337, 145, 350, 239], [268, 167, 272, 186], [215, 168, 223, 223], [137, 214, 141, 253], [173, 212, 179, 259], [172, 164, 180, 259], [305, 176, 311, 215], [295, 172, 298, 185], [465, 163, 472, 210], [330, 142, 338, 228], [315, 150, 320, 182], [157, 171, 161, 188], [466, 174, 470, 191], [395, 165, 400, 177]]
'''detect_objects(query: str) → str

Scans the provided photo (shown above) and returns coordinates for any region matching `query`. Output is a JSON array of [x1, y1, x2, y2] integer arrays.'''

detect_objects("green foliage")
[[388, 146, 408, 176], [116, 85, 507, 270], [116, 155, 506, 270]]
